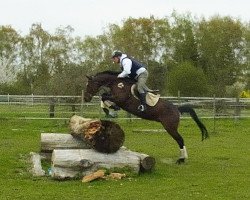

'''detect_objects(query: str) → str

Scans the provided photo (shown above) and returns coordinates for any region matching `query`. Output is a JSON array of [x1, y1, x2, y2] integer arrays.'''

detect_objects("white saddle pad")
[[131, 84, 160, 106]]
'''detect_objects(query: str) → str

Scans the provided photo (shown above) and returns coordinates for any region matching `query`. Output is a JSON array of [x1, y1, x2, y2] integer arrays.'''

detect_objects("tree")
[[18, 23, 51, 93], [168, 62, 208, 96], [0, 25, 20, 83], [48, 63, 87, 95], [197, 16, 245, 96], [242, 23, 250, 90], [169, 12, 198, 66], [17, 24, 78, 94], [147, 60, 168, 94]]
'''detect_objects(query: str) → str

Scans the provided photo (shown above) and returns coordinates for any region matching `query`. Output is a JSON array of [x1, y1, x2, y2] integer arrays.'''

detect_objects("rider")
[[112, 50, 150, 112]]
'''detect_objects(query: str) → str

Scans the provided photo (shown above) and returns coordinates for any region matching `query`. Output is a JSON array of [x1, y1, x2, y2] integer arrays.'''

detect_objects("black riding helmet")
[[112, 50, 122, 58]]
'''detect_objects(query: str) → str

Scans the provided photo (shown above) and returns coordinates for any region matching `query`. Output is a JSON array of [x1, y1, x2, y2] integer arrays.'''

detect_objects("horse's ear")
[[86, 75, 92, 80]]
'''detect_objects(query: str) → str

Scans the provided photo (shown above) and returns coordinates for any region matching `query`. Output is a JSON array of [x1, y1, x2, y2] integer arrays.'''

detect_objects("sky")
[[0, 0, 250, 37]]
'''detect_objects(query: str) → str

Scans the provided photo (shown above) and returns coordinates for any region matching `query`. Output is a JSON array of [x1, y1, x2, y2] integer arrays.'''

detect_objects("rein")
[[93, 73, 134, 100]]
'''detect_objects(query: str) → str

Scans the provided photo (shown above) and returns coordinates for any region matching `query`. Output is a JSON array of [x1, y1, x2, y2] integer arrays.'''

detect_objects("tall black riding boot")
[[109, 104, 121, 111], [102, 108, 110, 117], [138, 93, 147, 112]]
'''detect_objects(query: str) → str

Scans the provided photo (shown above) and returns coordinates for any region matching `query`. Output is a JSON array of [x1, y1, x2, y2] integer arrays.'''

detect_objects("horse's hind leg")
[[161, 121, 188, 164]]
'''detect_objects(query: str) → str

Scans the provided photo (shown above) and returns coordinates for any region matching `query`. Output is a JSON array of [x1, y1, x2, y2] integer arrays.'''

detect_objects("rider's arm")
[[117, 58, 132, 78]]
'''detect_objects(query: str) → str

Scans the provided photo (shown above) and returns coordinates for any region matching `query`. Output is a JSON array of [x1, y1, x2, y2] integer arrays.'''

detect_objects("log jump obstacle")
[[30, 115, 155, 180]]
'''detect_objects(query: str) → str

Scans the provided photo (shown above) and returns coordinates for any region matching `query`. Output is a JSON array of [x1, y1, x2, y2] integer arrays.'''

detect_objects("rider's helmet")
[[111, 50, 122, 58]]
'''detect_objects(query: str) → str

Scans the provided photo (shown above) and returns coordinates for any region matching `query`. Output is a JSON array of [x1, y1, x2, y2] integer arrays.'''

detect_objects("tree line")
[[0, 12, 249, 97]]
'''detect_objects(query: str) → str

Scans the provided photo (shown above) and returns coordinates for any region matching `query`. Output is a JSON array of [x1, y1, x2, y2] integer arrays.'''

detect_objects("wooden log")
[[51, 149, 141, 179], [51, 167, 79, 179], [138, 154, 155, 172], [82, 169, 106, 183], [40, 133, 91, 153], [69, 115, 125, 153], [52, 149, 140, 170], [29, 152, 45, 176], [123, 148, 156, 172]]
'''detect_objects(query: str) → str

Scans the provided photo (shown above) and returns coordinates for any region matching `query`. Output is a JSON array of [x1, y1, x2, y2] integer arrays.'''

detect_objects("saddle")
[[130, 84, 160, 106]]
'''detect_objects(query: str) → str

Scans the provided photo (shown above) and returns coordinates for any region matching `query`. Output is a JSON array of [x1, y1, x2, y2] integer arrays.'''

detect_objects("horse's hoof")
[[176, 158, 185, 164]]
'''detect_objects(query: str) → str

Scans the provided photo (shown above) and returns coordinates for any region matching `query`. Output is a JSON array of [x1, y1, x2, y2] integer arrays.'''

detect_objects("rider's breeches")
[[101, 100, 115, 109], [136, 70, 149, 94]]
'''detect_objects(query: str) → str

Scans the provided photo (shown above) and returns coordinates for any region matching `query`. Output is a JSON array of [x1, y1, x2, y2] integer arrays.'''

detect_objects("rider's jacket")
[[118, 54, 146, 79]]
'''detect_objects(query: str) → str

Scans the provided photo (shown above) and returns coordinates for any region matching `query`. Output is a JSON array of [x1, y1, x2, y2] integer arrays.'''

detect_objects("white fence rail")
[[0, 94, 250, 120]]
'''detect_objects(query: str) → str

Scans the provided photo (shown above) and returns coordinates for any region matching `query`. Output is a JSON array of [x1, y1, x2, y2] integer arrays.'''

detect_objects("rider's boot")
[[103, 108, 117, 118], [102, 108, 110, 117], [109, 104, 120, 111], [138, 93, 147, 112]]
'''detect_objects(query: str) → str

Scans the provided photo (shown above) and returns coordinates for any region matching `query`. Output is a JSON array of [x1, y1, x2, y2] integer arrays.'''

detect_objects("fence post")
[[234, 97, 240, 121], [49, 97, 55, 118], [81, 90, 84, 116], [213, 94, 216, 133], [31, 93, 34, 106], [178, 90, 181, 106], [7, 94, 10, 105]]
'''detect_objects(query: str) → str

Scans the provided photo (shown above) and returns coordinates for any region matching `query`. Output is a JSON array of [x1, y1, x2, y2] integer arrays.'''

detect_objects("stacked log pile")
[[30, 115, 155, 180]]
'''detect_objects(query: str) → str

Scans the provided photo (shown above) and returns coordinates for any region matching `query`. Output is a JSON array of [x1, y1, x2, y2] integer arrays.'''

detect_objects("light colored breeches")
[[101, 100, 115, 109], [136, 70, 150, 94]]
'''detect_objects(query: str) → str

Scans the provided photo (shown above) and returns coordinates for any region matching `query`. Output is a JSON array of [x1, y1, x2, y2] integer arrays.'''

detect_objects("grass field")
[[0, 115, 249, 200]]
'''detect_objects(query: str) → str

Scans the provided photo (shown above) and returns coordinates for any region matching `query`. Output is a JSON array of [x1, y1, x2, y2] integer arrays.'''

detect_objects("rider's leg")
[[102, 108, 110, 116], [138, 92, 147, 111], [101, 100, 110, 117], [104, 99, 120, 111], [101, 93, 120, 110], [137, 71, 149, 112], [101, 100, 119, 117]]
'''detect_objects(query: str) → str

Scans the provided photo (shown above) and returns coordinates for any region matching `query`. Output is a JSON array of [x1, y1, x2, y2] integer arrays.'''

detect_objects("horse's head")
[[84, 75, 101, 102], [84, 71, 121, 102]]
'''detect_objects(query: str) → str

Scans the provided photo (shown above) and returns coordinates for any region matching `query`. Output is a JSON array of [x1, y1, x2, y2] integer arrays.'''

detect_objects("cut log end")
[[69, 115, 125, 153], [91, 120, 125, 153], [140, 156, 156, 172]]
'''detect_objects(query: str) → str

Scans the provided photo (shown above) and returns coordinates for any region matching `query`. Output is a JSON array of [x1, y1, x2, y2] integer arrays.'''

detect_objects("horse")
[[84, 71, 208, 164]]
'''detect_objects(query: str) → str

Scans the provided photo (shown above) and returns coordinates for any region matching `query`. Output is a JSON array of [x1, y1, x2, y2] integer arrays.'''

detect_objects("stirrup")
[[138, 105, 146, 112]]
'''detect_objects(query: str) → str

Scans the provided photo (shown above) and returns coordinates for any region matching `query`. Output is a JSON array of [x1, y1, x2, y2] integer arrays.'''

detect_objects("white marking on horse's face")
[[118, 82, 124, 88]]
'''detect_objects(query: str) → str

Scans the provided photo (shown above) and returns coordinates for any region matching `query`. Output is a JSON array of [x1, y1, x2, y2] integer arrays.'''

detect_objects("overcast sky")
[[0, 0, 250, 37]]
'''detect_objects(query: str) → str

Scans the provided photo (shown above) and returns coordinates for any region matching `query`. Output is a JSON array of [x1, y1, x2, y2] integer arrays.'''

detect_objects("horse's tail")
[[178, 105, 209, 141]]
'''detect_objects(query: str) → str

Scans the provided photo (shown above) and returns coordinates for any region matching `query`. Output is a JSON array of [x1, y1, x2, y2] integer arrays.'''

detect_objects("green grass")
[[0, 116, 249, 200]]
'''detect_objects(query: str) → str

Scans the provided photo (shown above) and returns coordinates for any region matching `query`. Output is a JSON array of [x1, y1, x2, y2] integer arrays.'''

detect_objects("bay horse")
[[84, 71, 208, 164]]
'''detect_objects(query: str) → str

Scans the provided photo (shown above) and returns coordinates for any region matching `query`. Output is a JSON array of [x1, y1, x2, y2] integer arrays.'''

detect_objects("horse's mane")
[[95, 70, 120, 76], [95, 70, 136, 84]]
